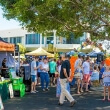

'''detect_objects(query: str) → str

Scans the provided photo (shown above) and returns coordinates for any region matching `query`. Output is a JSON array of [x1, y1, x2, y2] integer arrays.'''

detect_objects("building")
[[0, 28, 88, 52]]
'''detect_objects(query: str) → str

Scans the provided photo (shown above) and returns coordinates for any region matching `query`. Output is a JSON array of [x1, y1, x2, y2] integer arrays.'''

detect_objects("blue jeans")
[[40, 72, 49, 89]]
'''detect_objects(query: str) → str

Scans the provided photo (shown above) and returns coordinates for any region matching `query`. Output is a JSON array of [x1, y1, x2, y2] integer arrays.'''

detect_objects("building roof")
[[0, 28, 33, 38]]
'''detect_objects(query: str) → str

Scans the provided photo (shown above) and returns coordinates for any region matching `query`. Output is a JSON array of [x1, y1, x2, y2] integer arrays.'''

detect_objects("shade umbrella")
[[66, 50, 75, 56], [87, 51, 104, 57], [78, 52, 86, 56], [25, 48, 54, 57]]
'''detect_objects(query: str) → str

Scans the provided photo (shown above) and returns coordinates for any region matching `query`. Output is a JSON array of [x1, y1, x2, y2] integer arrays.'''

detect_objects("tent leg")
[[14, 51, 16, 75], [18, 52, 20, 76]]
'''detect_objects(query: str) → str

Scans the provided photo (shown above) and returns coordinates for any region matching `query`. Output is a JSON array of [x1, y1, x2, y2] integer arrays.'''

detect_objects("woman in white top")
[[40, 58, 49, 91]]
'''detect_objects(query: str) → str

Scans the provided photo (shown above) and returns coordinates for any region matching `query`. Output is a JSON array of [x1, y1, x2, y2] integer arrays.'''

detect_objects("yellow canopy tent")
[[25, 48, 54, 57]]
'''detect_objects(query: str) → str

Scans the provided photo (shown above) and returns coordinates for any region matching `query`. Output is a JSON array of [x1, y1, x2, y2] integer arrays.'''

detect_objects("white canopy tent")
[[25, 48, 54, 57]]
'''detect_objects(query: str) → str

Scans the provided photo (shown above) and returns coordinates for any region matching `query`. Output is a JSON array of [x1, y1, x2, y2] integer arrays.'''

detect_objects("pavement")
[[4, 86, 110, 110]]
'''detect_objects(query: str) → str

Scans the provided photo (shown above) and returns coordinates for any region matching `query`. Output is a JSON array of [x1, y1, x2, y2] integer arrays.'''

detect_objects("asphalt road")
[[4, 86, 110, 110]]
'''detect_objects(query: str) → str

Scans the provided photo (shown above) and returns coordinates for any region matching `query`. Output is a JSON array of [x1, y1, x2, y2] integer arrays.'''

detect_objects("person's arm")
[[2, 64, 8, 70], [82, 63, 85, 74], [33, 62, 37, 70], [102, 73, 106, 78], [63, 62, 69, 81]]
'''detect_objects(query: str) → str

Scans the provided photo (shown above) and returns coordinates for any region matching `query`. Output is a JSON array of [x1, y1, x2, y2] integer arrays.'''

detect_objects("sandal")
[[77, 92, 81, 94], [102, 99, 106, 101], [80, 90, 84, 93], [108, 99, 110, 102]]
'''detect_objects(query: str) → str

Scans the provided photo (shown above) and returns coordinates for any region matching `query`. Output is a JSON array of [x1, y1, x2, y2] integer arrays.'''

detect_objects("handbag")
[[74, 69, 81, 78]]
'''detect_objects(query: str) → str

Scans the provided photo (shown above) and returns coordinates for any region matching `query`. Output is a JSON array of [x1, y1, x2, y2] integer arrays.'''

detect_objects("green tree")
[[0, 0, 110, 39], [17, 43, 26, 54]]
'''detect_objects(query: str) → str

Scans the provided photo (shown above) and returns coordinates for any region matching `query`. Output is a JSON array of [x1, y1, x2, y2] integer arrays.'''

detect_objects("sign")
[[15, 45, 19, 52]]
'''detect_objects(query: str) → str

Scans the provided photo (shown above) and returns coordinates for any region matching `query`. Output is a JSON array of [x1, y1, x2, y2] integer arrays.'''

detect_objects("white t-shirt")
[[31, 61, 37, 75], [82, 61, 90, 74], [42, 63, 49, 73], [103, 72, 110, 83], [91, 71, 99, 81]]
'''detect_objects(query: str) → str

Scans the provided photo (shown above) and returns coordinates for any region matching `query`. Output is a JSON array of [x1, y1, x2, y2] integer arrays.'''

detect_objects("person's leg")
[[86, 74, 90, 91], [80, 79, 83, 92], [45, 73, 49, 89], [103, 86, 106, 100], [77, 78, 81, 94], [31, 82, 34, 92], [37, 72, 40, 85], [50, 73, 53, 86], [60, 79, 75, 104], [31, 75, 35, 92], [59, 79, 66, 104], [53, 74, 56, 85], [40, 73, 45, 90], [33, 75, 37, 91], [108, 86, 110, 100]]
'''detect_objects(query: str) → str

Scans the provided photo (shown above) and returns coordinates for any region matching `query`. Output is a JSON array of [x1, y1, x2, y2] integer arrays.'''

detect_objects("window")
[[26, 33, 44, 44], [46, 37, 53, 44], [10, 37, 22, 44], [42, 37, 44, 44], [2, 38, 8, 42]]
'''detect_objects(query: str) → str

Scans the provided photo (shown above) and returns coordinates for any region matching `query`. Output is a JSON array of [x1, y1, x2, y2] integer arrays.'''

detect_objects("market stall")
[[0, 38, 15, 101], [0, 38, 25, 101]]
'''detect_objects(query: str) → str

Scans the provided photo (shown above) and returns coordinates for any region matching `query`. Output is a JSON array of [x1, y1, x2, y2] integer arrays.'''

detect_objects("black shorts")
[[37, 72, 41, 77], [49, 73, 55, 77]]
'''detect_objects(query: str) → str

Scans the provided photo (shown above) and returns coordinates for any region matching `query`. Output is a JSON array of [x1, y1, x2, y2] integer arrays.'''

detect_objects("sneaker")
[[45, 88, 49, 91], [34, 90, 39, 93], [43, 89, 46, 92], [31, 91, 36, 93], [70, 100, 77, 107], [58, 102, 63, 106]]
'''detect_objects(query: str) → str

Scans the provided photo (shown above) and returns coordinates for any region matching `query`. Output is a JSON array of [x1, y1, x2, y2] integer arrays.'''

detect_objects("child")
[[90, 66, 99, 87], [102, 66, 110, 101]]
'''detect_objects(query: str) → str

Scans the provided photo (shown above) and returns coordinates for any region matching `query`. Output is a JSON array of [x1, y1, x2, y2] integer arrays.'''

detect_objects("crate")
[[13, 84, 25, 91], [19, 77, 23, 84], [12, 77, 23, 84], [20, 90, 25, 97], [13, 84, 20, 90]]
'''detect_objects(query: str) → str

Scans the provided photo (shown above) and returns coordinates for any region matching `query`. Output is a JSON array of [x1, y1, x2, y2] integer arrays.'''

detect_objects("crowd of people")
[[18, 54, 110, 107]]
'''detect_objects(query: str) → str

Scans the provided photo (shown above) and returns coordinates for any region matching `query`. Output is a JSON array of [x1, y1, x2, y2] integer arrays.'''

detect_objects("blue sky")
[[0, 6, 21, 30]]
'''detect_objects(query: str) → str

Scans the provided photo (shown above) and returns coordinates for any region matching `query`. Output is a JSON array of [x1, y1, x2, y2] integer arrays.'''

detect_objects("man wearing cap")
[[59, 54, 76, 107]]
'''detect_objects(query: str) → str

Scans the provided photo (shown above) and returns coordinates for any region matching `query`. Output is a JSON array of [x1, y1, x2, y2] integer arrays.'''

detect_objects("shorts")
[[104, 82, 110, 87], [49, 73, 55, 77], [83, 74, 90, 83], [37, 72, 41, 77], [31, 75, 37, 82]]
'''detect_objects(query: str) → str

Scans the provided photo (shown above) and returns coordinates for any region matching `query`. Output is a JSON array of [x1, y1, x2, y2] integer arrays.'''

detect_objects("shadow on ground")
[[4, 87, 110, 110]]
